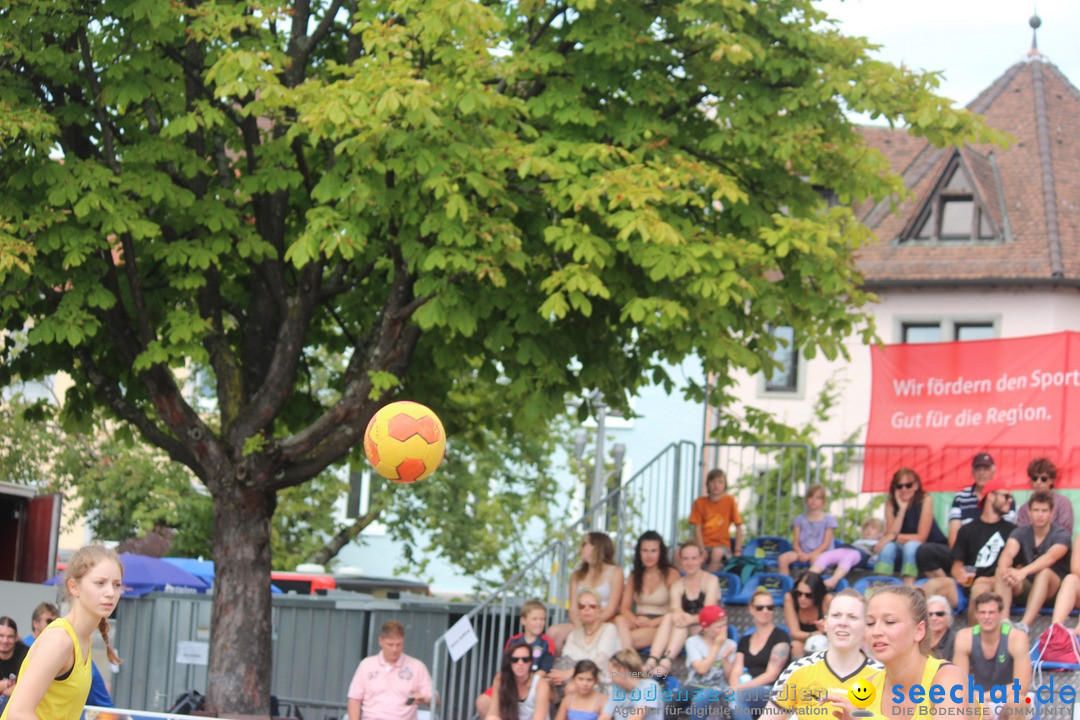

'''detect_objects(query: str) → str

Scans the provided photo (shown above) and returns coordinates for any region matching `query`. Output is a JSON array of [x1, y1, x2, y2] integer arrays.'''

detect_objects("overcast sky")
[[817, 0, 1080, 108]]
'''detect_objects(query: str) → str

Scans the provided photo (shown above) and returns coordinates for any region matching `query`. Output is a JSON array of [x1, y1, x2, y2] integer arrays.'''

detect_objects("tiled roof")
[[854, 56, 1080, 284]]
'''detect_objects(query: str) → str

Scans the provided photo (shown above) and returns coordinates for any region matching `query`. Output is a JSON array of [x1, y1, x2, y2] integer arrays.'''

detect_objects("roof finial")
[[1029, 10, 1042, 55]]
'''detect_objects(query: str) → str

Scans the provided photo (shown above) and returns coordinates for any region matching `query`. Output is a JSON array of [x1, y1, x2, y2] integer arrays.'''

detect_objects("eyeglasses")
[[895, 482, 916, 490], [1032, 475, 1052, 482], [997, 492, 1013, 500], [578, 603, 599, 610], [510, 656, 532, 664], [795, 591, 814, 599], [928, 611, 949, 617], [753, 604, 775, 612]]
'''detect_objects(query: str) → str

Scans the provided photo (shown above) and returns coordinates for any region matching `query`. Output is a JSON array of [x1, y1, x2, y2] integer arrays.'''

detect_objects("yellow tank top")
[[0, 619, 93, 720], [867, 656, 946, 719]]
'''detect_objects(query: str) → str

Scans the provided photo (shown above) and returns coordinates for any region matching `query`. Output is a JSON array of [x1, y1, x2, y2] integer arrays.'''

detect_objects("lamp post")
[[590, 391, 607, 526], [571, 391, 628, 531]]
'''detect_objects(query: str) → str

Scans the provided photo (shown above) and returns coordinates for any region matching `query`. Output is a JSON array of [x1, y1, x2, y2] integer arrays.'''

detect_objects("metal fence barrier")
[[430, 441, 697, 719]]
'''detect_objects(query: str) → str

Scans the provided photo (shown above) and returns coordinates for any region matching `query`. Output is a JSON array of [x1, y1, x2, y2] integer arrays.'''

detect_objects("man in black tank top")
[[953, 592, 1031, 716]]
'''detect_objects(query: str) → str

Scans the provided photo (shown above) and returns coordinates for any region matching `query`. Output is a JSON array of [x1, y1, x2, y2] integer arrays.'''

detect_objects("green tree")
[[0, 0, 997, 711], [737, 376, 885, 540]]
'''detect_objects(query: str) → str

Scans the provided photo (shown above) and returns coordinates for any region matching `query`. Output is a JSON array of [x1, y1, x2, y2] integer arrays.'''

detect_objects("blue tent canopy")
[[160, 557, 283, 593]]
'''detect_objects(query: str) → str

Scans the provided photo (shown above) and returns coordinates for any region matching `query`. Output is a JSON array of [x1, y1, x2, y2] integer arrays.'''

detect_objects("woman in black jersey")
[[728, 587, 791, 720]]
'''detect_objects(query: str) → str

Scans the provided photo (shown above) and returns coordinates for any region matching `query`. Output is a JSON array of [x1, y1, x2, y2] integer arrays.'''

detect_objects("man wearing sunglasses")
[[994, 490, 1070, 634], [920, 478, 1015, 623], [1015, 458, 1073, 535]]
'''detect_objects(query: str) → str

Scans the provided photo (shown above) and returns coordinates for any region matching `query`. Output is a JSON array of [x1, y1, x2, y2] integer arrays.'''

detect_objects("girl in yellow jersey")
[[765, 589, 882, 719], [1, 546, 123, 720], [826, 586, 968, 720]]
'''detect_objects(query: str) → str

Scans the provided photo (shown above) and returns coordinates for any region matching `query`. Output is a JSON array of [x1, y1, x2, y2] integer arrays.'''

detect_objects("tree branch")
[[528, 4, 568, 46], [76, 26, 121, 174], [198, 267, 246, 427], [118, 234, 155, 344], [76, 349, 203, 476], [227, 260, 323, 451], [317, 261, 374, 301], [308, 497, 387, 566], [286, 0, 345, 86], [274, 246, 420, 480], [291, 136, 316, 196]]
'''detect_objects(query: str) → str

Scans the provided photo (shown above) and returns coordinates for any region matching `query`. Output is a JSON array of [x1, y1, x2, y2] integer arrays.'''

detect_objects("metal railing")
[[429, 441, 696, 719], [430, 540, 568, 720], [702, 442, 814, 539]]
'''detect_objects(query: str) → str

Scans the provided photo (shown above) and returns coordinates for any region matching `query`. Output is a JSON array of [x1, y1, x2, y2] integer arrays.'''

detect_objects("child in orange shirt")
[[690, 469, 744, 572]]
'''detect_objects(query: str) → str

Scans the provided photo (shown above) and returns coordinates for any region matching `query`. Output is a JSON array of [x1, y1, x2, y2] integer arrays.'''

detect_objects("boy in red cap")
[[684, 605, 737, 714], [685, 606, 736, 687]]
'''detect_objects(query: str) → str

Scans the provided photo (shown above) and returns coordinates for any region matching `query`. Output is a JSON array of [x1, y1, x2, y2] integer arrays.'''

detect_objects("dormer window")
[[904, 155, 999, 243]]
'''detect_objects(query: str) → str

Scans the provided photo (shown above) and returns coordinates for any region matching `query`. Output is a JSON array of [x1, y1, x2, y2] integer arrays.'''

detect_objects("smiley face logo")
[[848, 679, 875, 709]]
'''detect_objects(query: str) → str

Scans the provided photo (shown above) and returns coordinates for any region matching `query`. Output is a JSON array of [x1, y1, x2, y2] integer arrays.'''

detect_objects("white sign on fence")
[[442, 616, 478, 662], [175, 641, 209, 665]]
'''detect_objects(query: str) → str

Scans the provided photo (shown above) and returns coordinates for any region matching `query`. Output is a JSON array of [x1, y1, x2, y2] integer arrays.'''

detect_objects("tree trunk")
[[207, 483, 275, 715]]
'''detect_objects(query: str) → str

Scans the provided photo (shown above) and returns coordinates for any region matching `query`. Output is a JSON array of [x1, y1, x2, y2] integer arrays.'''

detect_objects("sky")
[[817, 0, 1080, 109]]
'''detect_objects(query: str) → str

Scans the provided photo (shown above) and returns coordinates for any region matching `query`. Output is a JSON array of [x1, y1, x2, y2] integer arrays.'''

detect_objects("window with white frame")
[[897, 318, 998, 344], [758, 325, 804, 397]]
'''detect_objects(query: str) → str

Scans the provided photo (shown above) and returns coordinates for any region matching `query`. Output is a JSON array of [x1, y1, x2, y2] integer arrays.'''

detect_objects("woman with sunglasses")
[[782, 571, 831, 658], [549, 533, 624, 654], [486, 641, 551, 720], [613, 531, 680, 654], [728, 588, 790, 720], [764, 589, 881, 720], [824, 586, 967, 720], [874, 468, 946, 585], [548, 590, 620, 687]]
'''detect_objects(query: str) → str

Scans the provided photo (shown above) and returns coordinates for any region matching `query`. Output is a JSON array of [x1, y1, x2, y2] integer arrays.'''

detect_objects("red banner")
[[865, 332, 1080, 492]]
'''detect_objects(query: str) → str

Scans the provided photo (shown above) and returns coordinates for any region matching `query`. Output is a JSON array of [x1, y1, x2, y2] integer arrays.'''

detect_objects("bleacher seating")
[[727, 573, 794, 606], [711, 571, 742, 602], [742, 536, 793, 569], [741, 624, 791, 638]]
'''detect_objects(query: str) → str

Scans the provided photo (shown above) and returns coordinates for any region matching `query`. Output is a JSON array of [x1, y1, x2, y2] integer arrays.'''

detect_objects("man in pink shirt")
[[347, 620, 433, 720]]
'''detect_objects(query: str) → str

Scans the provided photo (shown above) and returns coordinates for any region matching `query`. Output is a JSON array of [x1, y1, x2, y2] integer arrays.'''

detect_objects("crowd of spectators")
[[437, 451, 1078, 719]]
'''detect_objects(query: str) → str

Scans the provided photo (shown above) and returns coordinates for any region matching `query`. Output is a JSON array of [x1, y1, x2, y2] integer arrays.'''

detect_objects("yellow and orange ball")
[[363, 401, 446, 483]]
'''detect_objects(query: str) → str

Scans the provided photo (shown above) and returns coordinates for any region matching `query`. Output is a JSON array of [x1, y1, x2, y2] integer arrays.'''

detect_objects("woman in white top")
[[549, 532, 623, 653], [548, 590, 621, 687], [486, 641, 550, 720]]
